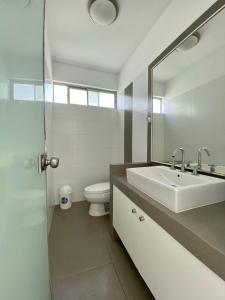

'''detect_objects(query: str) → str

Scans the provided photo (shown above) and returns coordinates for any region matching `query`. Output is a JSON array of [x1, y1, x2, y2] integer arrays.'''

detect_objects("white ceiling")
[[154, 7, 225, 83], [46, 0, 172, 74]]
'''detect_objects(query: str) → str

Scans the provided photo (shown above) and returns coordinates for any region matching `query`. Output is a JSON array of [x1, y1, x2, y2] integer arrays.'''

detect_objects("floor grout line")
[[51, 261, 114, 282], [112, 262, 129, 300]]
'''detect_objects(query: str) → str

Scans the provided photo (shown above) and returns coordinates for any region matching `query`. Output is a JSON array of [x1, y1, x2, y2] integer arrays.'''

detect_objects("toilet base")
[[89, 203, 109, 217]]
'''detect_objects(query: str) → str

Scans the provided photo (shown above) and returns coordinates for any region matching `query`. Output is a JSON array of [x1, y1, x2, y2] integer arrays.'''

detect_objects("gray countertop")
[[111, 174, 225, 281]]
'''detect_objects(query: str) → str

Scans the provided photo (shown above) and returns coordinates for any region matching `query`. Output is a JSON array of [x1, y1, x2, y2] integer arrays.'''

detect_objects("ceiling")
[[154, 7, 225, 83], [46, 0, 172, 74]]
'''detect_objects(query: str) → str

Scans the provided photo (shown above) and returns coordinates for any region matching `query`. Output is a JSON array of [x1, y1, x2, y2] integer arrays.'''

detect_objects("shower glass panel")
[[0, 1, 50, 299]]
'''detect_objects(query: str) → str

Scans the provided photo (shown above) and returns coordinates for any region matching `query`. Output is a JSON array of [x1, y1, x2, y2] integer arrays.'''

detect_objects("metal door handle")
[[139, 216, 145, 222], [39, 153, 59, 173], [131, 208, 137, 213]]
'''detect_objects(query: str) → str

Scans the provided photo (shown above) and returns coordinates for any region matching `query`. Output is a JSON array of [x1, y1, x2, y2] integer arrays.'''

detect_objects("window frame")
[[53, 81, 117, 109]]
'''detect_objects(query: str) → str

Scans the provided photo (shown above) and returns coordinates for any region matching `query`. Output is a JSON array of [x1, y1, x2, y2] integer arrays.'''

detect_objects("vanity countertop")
[[110, 164, 225, 282]]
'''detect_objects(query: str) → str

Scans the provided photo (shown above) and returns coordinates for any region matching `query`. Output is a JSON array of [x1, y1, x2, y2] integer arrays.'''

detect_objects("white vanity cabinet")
[[113, 186, 225, 300]]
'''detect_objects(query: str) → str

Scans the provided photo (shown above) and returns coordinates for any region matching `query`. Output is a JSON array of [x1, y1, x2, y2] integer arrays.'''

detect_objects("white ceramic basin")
[[127, 166, 225, 213]]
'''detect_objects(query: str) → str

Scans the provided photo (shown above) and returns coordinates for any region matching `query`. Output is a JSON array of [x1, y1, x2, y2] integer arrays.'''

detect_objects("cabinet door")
[[113, 186, 143, 268], [113, 187, 225, 300], [138, 209, 225, 300]]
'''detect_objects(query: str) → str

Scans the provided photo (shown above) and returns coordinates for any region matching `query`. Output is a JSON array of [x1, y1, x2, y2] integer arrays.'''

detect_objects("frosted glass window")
[[35, 85, 44, 101], [70, 88, 87, 105], [54, 84, 68, 103], [99, 92, 115, 108], [88, 90, 99, 106], [14, 83, 35, 101], [153, 98, 161, 113]]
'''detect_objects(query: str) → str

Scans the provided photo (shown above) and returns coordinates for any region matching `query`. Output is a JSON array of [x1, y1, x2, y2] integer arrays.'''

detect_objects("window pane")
[[54, 84, 68, 103], [99, 92, 115, 108], [44, 82, 53, 102], [35, 85, 44, 101], [153, 98, 161, 113], [70, 88, 87, 105], [88, 90, 99, 106], [14, 83, 35, 101]]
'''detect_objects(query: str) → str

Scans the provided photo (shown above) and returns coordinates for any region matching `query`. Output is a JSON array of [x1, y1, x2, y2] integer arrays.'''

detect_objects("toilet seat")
[[84, 182, 110, 194]]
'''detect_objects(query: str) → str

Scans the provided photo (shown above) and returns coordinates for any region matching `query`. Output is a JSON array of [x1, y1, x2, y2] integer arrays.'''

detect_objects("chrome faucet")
[[192, 165, 199, 176], [171, 147, 185, 172], [197, 147, 211, 170]]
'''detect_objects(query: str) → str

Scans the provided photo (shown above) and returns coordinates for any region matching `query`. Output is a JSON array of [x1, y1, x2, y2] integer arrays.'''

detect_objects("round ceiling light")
[[177, 32, 200, 51], [88, 0, 118, 26]]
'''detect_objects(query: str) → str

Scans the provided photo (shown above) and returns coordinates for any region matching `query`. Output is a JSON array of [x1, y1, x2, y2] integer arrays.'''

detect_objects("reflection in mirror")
[[152, 7, 225, 175]]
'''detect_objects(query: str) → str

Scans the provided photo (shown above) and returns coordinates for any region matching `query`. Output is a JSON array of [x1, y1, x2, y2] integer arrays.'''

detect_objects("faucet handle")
[[208, 164, 216, 173], [186, 161, 193, 168], [192, 165, 199, 176], [170, 155, 176, 170]]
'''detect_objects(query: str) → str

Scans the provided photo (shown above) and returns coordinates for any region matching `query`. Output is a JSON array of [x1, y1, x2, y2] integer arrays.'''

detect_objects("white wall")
[[118, 0, 216, 91], [53, 61, 118, 91], [51, 103, 123, 203], [49, 54, 122, 206], [132, 69, 148, 162]]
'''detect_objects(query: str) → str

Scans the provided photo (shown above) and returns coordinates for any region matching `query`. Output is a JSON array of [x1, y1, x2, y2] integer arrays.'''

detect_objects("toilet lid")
[[84, 182, 110, 194]]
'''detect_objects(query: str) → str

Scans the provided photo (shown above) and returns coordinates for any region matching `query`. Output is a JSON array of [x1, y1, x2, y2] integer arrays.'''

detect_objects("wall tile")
[[50, 104, 124, 204]]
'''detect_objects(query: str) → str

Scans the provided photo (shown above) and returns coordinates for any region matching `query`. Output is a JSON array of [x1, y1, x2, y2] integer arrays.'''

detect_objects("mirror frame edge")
[[147, 0, 225, 178]]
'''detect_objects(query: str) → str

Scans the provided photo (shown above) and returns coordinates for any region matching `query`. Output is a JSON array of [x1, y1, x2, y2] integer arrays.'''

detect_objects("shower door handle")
[[39, 153, 59, 173]]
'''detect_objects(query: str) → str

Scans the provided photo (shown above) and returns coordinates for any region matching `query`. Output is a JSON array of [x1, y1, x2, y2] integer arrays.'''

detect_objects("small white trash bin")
[[58, 185, 72, 210]]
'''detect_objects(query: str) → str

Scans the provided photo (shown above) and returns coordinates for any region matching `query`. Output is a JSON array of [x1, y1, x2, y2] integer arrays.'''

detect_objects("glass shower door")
[[0, 1, 50, 299]]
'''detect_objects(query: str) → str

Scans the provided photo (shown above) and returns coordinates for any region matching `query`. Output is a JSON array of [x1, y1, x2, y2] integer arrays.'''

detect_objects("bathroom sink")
[[126, 166, 225, 213]]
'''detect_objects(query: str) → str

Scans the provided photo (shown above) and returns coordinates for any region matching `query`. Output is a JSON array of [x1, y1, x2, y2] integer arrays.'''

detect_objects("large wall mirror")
[[151, 3, 225, 176]]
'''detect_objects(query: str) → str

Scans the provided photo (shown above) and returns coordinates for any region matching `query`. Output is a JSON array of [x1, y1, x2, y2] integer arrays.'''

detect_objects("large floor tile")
[[49, 204, 111, 279], [50, 234, 111, 280], [52, 264, 127, 300], [114, 256, 155, 300]]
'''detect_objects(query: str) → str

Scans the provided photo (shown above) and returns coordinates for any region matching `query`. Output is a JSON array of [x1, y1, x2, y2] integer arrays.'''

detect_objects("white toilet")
[[83, 182, 110, 217]]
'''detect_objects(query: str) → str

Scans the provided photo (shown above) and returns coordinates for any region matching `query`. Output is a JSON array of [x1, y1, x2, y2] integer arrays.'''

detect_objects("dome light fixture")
[[177, 32, 200, 51], [88, 0, 119, 26]]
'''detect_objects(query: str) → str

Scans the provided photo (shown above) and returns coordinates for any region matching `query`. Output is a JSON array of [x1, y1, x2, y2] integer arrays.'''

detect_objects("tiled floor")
[[49, 201, 155, 300]]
